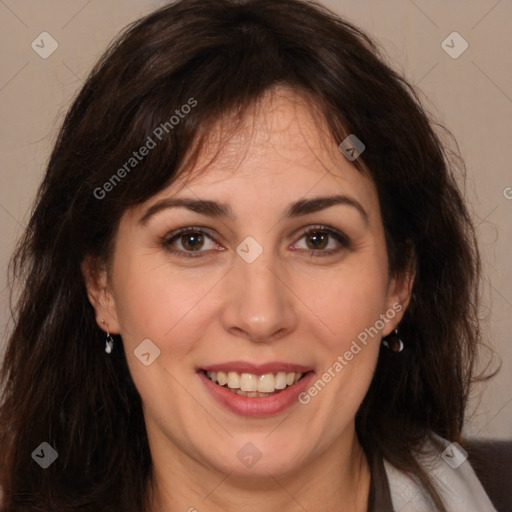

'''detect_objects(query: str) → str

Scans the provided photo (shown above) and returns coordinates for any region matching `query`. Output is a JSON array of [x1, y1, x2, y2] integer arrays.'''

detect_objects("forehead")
[[171, 87, 372, 194], [138, 88, 380, 219]]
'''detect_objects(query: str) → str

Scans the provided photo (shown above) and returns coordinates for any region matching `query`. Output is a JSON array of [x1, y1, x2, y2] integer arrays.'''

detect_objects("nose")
[[220, 244, 299, 343]]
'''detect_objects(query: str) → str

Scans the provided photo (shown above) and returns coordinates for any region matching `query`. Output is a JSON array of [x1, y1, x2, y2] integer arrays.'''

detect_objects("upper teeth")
[[206, 371, 304, 393]]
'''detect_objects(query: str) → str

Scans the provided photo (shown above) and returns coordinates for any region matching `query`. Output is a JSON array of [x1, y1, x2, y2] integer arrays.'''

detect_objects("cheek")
[[111, 252, 219, 351], [296, 259, 388, 435], [302, 259, 389, 351]]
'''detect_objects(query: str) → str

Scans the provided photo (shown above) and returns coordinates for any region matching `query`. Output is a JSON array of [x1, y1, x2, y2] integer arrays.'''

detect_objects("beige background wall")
[[0, 0, 510, 439]]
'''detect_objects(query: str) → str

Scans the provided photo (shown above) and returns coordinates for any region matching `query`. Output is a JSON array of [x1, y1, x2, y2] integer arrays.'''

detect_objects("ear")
[[382, 262, 416, 337], [81, 255, 121, 334]]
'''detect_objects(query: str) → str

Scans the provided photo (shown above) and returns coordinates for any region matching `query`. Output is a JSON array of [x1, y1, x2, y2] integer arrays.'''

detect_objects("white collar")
[[383, 434, 497, 511]]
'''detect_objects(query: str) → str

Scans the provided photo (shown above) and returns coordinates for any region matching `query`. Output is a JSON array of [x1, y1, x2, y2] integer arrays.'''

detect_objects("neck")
[[146, 426, 371, 512]]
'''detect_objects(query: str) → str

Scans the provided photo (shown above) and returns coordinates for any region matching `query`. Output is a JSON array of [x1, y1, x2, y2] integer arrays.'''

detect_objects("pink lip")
[[198, 370, 316, 417], [200, 361, 314, 374]]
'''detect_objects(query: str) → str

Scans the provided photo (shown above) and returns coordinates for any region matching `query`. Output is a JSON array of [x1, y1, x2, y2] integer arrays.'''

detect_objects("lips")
[[197, 361, 316, 416]]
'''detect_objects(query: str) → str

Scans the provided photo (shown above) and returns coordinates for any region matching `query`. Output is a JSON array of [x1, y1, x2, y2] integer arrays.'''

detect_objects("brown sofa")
[[464, 438, 512, 512]]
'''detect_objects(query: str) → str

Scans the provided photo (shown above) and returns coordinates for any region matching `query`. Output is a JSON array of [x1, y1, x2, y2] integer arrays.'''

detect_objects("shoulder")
[[462, 437, 512, 512], [382, 433, 506, 512]]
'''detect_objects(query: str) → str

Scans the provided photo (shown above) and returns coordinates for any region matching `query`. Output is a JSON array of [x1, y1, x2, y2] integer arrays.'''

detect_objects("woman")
[[0, 0, 503, 510]]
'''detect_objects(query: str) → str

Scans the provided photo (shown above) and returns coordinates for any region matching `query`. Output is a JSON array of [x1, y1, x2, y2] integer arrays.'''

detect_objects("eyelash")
[[159, 225, 351, 259]]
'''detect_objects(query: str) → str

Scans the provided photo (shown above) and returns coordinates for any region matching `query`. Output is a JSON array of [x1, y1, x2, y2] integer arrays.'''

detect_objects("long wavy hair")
[[0, 0, 489, 510]]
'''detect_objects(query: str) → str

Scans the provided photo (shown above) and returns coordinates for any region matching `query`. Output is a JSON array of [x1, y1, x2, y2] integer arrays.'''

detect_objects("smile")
[[198, 363, 315, 416]]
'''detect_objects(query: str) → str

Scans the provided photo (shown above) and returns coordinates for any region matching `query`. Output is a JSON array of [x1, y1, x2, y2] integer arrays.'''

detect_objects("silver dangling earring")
[[382, 328, 404, 352], [102, 320, 114, 354]]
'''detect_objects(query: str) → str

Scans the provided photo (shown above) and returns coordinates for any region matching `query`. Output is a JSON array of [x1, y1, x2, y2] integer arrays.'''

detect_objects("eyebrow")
[[138, 194, 369, 225]]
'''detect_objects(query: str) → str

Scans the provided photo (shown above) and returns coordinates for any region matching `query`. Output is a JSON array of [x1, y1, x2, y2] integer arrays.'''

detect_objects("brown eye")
[[305, 231, 329, 250], [180, 232, 205, 251], [161, 227, 219, 258], [293, 225, 351, 257]]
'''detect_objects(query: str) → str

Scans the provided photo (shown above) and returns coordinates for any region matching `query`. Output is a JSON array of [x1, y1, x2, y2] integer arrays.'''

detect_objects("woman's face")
[[87, 89, 411, 481]]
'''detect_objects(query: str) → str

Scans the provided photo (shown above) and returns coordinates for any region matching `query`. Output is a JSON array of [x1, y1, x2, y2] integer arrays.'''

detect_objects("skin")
[[84, 87, 414, 512]]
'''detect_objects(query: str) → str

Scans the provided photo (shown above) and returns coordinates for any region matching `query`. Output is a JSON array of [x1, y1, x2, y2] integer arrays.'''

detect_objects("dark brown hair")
[[0, 0, 488, 510]]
